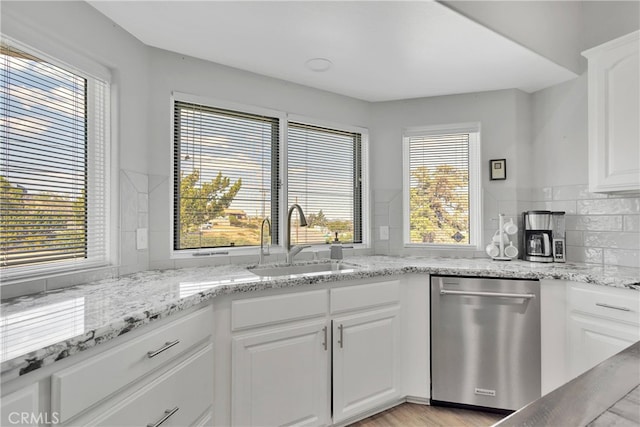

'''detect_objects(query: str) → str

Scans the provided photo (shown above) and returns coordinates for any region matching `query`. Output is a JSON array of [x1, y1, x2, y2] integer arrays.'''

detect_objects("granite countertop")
[[1, 255, 639, 381]]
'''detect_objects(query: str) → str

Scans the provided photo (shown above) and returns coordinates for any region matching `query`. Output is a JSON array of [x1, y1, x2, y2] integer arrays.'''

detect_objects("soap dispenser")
[[330, 232, 343, 260]]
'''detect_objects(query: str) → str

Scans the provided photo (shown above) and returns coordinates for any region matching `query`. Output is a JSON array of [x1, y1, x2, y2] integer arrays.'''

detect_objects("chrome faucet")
[[286, 203, 309, 264], [259, 218, 271, 265]]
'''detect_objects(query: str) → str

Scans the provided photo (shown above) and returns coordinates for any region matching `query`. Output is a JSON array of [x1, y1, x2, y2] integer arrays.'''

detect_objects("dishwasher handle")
[[440, 289, 536, 299]]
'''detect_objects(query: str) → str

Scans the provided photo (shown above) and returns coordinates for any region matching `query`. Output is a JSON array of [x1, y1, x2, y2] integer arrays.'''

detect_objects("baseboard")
[[405, 395, 431, 405], [330, 395, 433, 426], [331, 398, 406, 427]]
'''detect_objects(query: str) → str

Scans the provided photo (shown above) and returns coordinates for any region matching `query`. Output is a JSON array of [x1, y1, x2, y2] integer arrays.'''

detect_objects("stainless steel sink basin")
[[249, 262, 357, 278]]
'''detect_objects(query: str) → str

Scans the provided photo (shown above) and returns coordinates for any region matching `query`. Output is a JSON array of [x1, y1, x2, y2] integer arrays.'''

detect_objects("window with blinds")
[[287, 122, 362, 245], [405, 130, 478, 246], [0, 38, 110, 277], [173, 101, 279, 250]]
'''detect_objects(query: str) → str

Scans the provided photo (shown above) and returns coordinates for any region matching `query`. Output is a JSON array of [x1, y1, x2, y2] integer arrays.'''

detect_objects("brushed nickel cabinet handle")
[[147, 407, 179, 427], [147, 339, 180, 358], [596, 302, 631, 312], [338, 324, 344, 348], [322, 326, 328, 351]]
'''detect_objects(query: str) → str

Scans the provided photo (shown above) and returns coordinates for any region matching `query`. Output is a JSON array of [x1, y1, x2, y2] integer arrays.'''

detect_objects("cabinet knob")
[[338, 324, 344, 348]]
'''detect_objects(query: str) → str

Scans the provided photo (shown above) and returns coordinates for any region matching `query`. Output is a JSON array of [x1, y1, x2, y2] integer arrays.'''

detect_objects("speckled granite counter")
[[1, 255, 639, 381]]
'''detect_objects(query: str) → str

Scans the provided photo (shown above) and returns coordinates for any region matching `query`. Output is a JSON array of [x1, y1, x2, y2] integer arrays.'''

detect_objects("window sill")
[[403, 244, 480, 251], [0, 264, 118, 300]]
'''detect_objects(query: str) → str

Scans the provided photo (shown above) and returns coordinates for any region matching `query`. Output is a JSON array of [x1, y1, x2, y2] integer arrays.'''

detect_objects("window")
[[0, 38, 110, 278], [403, 123, 480, 248], [173, 99, 279, 251], [172, 98, 367, 253], [287, 122, 362, 245]]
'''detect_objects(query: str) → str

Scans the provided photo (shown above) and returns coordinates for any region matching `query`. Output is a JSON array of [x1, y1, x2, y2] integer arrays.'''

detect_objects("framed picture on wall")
[[490, 159, 506, 180]]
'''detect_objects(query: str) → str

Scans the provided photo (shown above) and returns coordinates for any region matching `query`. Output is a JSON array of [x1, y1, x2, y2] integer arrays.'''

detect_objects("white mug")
[[492, 231, 508, 245], [486, 243, 499, 258], [504, 242, 519, 258], [503, 218, 518, 235]]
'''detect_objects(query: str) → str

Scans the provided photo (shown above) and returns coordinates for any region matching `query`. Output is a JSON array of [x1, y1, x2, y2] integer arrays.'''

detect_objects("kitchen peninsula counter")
[[1, 255, 639, 381], [495, 341, 640, 427]]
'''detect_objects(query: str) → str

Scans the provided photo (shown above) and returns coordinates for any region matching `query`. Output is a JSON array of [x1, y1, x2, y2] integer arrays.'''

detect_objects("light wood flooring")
[[348, 403, 506, 427]]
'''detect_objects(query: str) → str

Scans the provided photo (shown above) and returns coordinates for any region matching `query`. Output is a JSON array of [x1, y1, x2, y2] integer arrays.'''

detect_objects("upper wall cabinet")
[[583, 31, 640, 193]]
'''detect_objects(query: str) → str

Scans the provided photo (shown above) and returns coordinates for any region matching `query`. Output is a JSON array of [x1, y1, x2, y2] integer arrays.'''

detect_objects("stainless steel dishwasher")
[[430, 275, 541, 411]]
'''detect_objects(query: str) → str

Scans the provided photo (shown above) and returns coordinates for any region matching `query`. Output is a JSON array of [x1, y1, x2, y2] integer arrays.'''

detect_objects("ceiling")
[[87, 1, 577, 102]]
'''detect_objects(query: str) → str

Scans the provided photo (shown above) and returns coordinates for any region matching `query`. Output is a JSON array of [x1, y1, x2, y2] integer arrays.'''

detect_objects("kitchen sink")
[[248, 261, 358, 278]]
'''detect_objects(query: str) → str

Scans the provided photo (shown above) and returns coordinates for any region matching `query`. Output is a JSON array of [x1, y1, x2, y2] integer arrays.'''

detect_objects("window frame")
[[285, 114, 369, 249], [169, 95, 369, 258], [402, 122, 481, 251], [169, 92, 286, 258], [0, 35, 113, 282]]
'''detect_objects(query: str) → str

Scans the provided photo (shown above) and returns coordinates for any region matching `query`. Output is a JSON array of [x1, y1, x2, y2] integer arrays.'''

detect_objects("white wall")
[[369, 89, 531, 256], [530, 74, 588, 189], [523, 4, 640, 267], [442, 0, 584, 74], [582, 1, 640, 50], [146, 48, 371, 269]]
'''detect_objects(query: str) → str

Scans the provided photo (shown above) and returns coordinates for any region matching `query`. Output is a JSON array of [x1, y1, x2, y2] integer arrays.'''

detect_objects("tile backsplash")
[[521, 184, 640, 268]]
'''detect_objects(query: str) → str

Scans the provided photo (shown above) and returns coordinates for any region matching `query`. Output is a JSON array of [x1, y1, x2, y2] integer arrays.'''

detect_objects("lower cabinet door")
[[87, 344, 214, 427], [232, 320, 330, 427], [1, 384, 40, 427], [332, 306, 401, 424], [567, 312, 640, 379]]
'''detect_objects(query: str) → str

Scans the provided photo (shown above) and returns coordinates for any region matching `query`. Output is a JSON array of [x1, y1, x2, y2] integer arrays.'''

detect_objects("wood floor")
[[348, 403, 506, 427]]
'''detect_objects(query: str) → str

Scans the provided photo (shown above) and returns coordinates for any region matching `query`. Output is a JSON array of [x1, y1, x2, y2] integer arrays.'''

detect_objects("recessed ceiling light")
[[305, 58, 332, 72]]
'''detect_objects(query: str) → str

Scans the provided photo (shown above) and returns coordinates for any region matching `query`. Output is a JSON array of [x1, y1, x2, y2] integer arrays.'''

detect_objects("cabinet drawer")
[[232, 290, 327, 331], [89, 344, 214, 427], [52, 306, 213, 423], [569, 283, 640, 325], [331, 280, 400, 314]]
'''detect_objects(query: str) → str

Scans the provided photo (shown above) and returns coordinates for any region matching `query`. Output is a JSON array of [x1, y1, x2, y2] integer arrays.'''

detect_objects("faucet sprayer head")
[[299, 212, 308, 227], [289, 203, 308, 227]]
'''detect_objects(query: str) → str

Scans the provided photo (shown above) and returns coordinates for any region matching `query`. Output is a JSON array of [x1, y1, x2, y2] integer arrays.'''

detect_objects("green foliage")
[[409, 164, 469, 244], [306, 209, 328, 228], [1, 176, 87, 266], [179, 169, 242, 247]]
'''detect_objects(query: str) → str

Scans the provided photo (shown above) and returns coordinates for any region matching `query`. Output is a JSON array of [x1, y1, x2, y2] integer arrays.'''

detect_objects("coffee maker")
[[523, 210, 565, 263], [552, 211, 566, 262]]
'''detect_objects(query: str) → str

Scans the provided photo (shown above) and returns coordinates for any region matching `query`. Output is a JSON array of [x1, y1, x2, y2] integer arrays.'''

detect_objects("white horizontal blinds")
[[173, 101, 279, 250], [0, 42, 96, 269], [408, 133, 470, 245], [287, 122, 362, 245], [86, 76, 109, 264]]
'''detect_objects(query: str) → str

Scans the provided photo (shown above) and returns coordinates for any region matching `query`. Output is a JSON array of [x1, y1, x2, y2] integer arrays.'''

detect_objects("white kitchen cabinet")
[[232, 320, 331, 427], [582, 30, 640, 193], [566, 282, 640, 379], [332, 306, 401, 424], [230, 289, 330, 426], [540, 280, 569, 395], [0, 305, 215, 427], [85, 344, 214, 427], [0, 384, 40, 427], [52, 306, 213, 424], [230, 279, 402, 426]]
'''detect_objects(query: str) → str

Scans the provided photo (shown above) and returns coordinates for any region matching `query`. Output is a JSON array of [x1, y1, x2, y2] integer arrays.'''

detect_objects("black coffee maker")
[[523, 210, 553, 263]]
